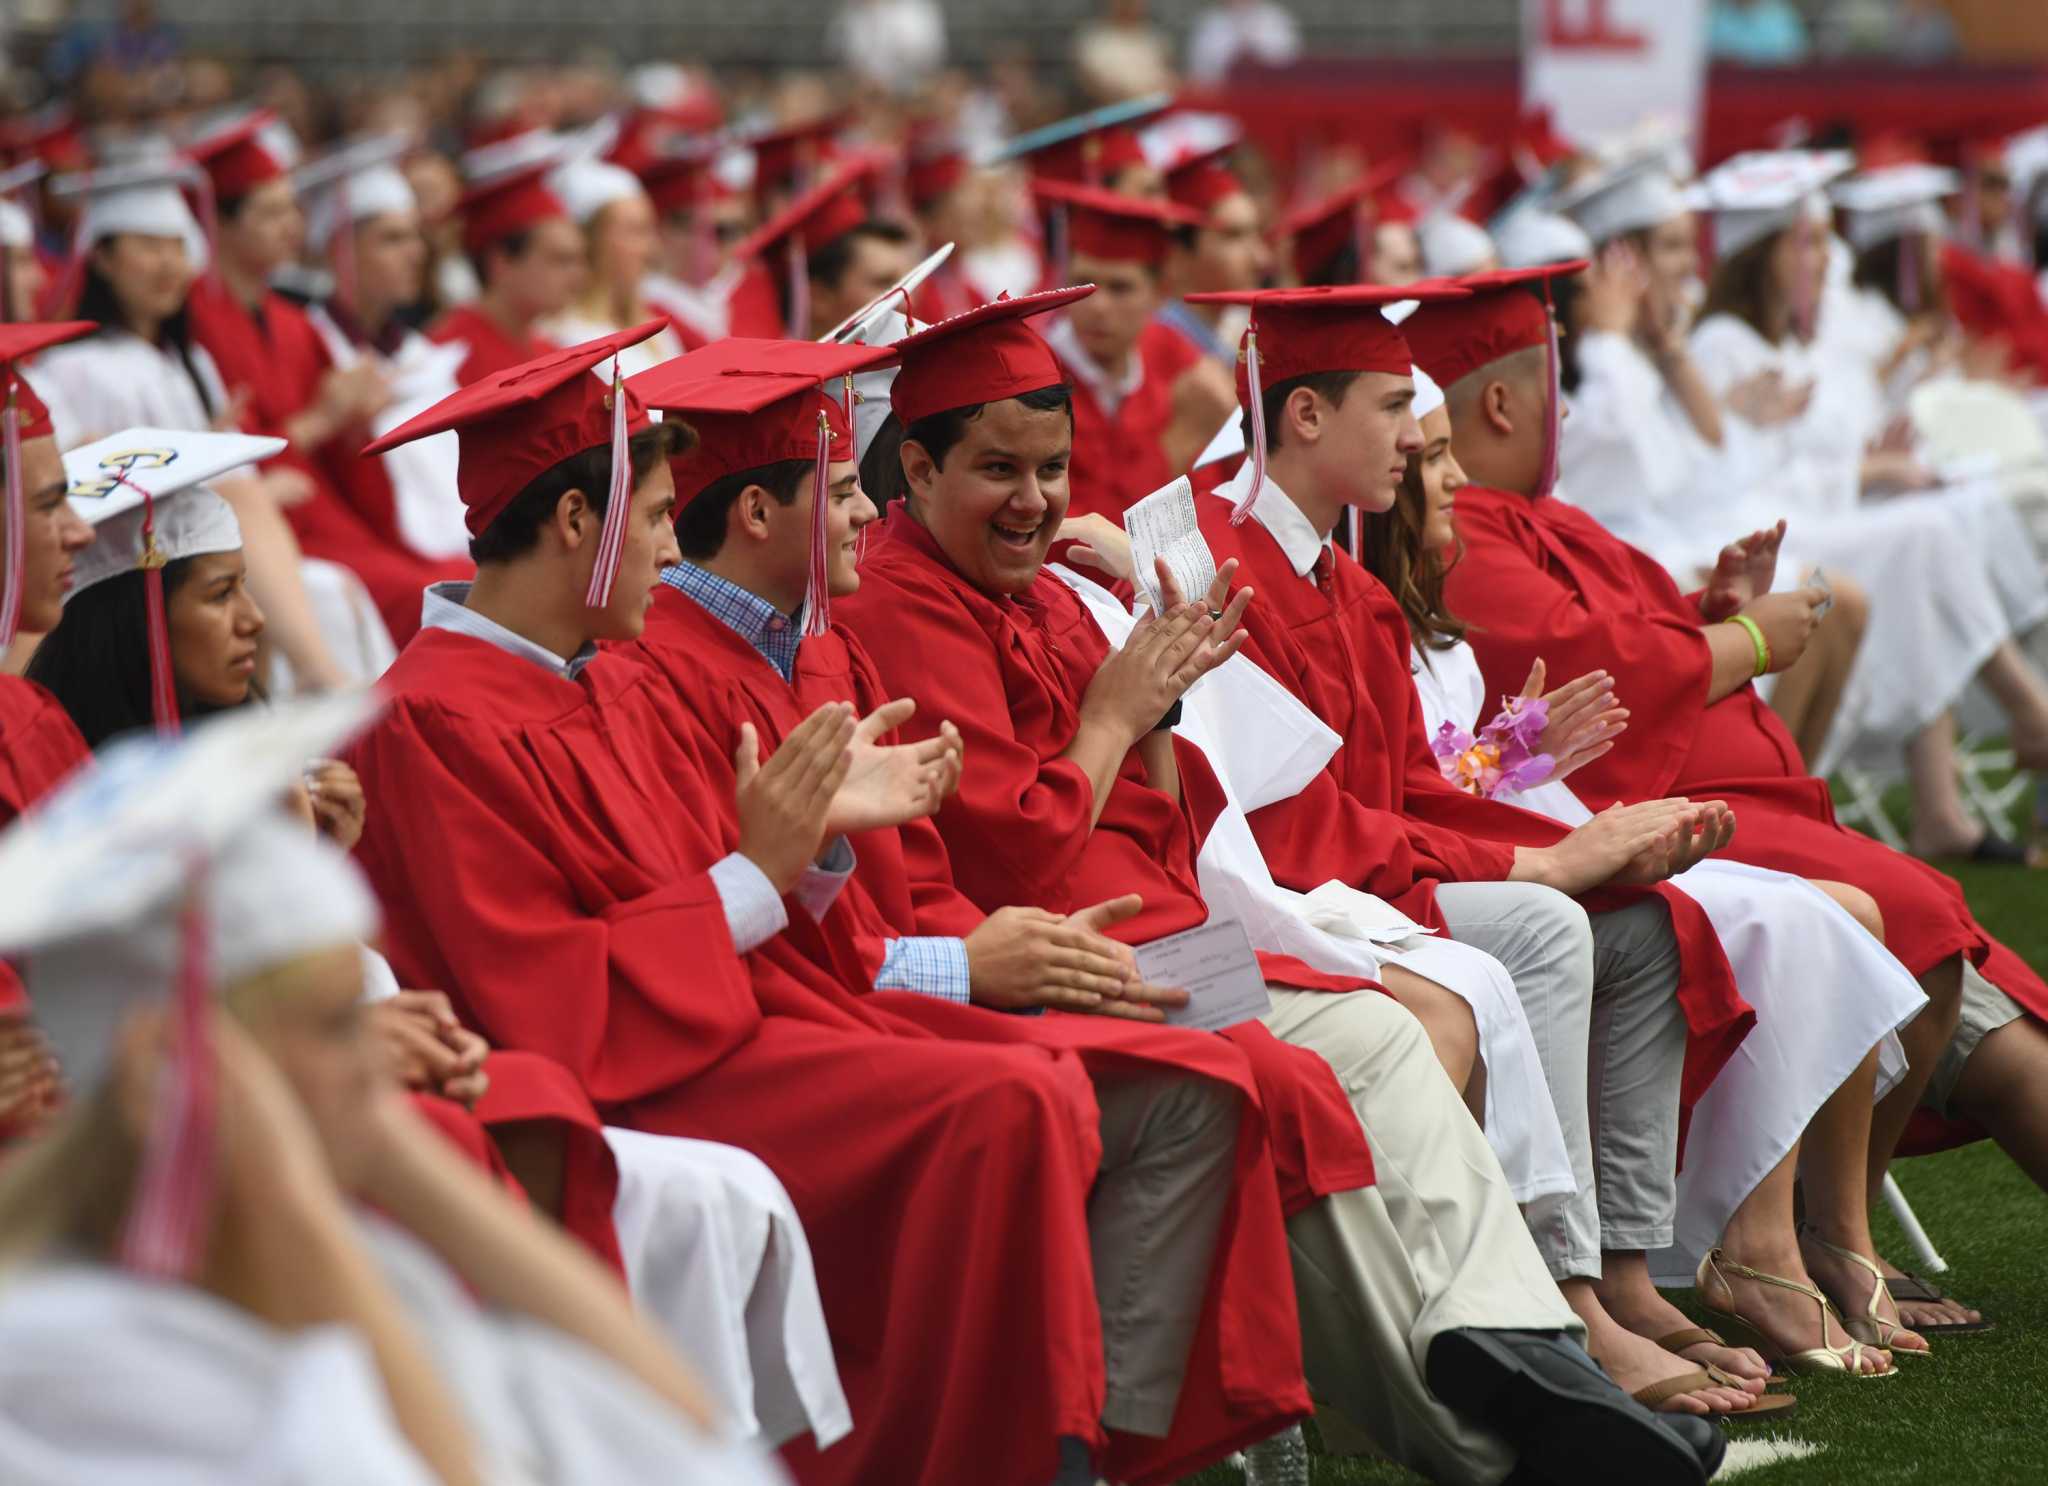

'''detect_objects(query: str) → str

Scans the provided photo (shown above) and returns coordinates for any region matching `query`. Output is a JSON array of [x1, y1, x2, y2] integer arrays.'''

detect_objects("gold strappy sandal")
[[1796, 1229, 1933, 1360], [1695, 1248, 1895, 1378]]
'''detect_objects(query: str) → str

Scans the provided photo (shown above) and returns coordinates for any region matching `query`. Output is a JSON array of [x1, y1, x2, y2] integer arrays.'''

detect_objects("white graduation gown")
[[356, 953, 849, 1450], [1049, 564, 1578, 1205], [23, 327, 399, 692], [1409, 638, 1925, 1287], [360, 1216, 792, 1485], [1559, 317, 2029, 765], [0, 1262, 439, 1486]]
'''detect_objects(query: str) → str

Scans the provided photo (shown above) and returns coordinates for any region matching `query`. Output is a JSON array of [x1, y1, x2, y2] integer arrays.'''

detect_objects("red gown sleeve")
[[1444, 493, 1712, 804], [347, 701, 759, 1109]]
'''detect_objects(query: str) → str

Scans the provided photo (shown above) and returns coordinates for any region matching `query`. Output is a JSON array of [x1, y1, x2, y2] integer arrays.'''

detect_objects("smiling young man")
[[839, 288, 1726, 1486], [344, 324, 1240, 1486], [1033, 181, 1238, 522], [622, 334, 1332, 1486]]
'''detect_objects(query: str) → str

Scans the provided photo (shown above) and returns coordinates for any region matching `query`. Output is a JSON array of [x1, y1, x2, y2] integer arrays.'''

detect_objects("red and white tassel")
[[0, 386, 23, 648], [1534, 298, 1562, 501], [583, 358, 633, 608], [116, 469, 183, 735], [118, 863, 217, 1280], [802, 410, 831, 639], [1229, 322, 1266, 525]]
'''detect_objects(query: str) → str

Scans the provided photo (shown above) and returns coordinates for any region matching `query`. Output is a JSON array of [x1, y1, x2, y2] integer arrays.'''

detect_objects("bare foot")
[[1597, 1285, 1769, 1392], [1798, 1233, 1930, 1358], [1872, 1251, 1983, 1331], [1572, 1308, 1759, 1415], [1700, 1248, 1892, 1376]]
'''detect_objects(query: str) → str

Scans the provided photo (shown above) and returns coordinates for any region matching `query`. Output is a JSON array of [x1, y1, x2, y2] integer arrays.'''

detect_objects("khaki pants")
[[1264, 988, 1580, 1485]]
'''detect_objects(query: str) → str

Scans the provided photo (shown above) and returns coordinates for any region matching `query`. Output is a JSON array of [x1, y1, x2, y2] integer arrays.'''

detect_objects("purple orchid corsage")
[[1432, 695, 1554, 798]]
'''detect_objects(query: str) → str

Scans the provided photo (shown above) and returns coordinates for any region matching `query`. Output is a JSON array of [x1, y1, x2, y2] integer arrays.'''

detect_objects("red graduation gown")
[[347, 625, 1124, 1486], [1197, 493, 1753, 1112], [0, 678, 89, 1125], [623, 587, 1327, 1481], [839, 508, 1377, 1201], [425, 304, 557, 388], [1443, 486, 2047, 1140], [1057, 320, 1205, 523]]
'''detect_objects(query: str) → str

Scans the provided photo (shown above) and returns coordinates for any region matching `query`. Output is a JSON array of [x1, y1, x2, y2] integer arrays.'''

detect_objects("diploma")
[[1125, 476, 1218, 616], [1135, 918, 1272, 1032]]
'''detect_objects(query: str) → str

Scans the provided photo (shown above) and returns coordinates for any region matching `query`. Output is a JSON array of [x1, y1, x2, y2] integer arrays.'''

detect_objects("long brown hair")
[[1698, 229, 1785, 344], [1357, 446, 1466, 653]]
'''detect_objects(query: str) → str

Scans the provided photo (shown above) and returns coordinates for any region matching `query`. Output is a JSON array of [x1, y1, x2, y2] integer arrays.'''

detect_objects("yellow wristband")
[[1729, 614, 1771, 678]]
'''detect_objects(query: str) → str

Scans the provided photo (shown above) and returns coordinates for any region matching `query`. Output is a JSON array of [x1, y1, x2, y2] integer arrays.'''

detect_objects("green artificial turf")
[[1189, 774, 2048, 1486]]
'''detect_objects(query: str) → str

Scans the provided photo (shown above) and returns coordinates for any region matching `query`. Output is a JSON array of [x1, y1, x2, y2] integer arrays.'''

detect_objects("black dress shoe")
[[1426, 1328, 1723, 1486]]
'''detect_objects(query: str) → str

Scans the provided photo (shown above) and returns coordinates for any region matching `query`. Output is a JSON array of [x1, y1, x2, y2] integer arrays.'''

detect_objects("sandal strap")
[[1656, 1327, 1729, 1353], [1885, 1273, 1948, 1304], [1632, 1368, 1718, 1409]]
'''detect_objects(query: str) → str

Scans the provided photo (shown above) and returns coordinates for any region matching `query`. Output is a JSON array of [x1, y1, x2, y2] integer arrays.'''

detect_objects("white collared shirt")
[[1212, 461, 1331, 580], [1044, 315, 1144, 419]]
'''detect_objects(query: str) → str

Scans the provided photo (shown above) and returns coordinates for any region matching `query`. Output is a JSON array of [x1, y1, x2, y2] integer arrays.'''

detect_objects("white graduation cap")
[[460, 127, 573, 187], [1829, 163, 1961, 252], [2006, 124, 2048, 228], [548, 156, 645, 226], [1418, 209, 1497, 278], [63, 427, 282, 598], [51, 158, 209, 266], [1491, 207, 1593, 269], [0, 689, 379, 1276], [0, 160, 43, 251], [821, 242, 958, 464], [294, 134, 418, 249], [1554, 152, 1691, 246], [1685, 149, 1854, 260]]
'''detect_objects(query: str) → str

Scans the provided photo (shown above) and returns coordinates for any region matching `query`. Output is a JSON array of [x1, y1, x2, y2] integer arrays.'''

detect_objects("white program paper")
[[1136, 919, 1272, 1033], [1125, 476, 1218, 616]]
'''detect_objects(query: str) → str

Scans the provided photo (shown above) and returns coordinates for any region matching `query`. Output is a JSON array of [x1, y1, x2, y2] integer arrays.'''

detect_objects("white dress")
[[1050, 563, 1578, 1205], [1410, 638, 1925, 1286]]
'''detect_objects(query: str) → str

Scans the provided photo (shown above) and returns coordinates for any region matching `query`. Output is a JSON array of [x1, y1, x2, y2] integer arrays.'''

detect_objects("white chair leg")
[[1882, 1171, 1948, 1275]]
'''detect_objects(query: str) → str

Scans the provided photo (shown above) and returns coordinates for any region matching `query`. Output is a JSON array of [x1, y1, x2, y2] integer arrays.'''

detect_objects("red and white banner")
[[1522, 0, 1709, 155]]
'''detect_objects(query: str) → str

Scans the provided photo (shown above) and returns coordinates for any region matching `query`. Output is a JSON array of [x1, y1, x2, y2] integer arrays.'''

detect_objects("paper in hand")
[[1135, 918, 1272, 1032], [1125, 476, 1217, 616]]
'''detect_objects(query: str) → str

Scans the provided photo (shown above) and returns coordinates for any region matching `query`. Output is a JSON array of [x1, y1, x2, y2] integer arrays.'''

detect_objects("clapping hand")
[[826, 700, 964, 837], [1519, 659, 1628, 785]]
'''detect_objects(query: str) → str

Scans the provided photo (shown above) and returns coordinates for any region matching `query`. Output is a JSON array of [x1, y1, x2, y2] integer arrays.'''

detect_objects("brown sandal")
[[1631, 1367, 1799, 1422], [1656, 1326, 1790, 1388]]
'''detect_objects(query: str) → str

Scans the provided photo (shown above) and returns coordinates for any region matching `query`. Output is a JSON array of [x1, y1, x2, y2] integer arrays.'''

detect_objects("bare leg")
[[1375, 963, 1479, 1108], [1950, 1016, 2048, 1192], [1905, 712, 1989, 858], [1594, 1247, 1770, 1389], [1795, 1044, 1929, 1357], [214, 475, 351, 691], [1868, 954, 1963, 1194], [1977, 637, 2048, 771]]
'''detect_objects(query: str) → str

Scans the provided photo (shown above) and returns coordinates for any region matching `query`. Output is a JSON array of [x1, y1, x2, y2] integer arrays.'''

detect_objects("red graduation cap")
[[734, 154, 885, 337], [187, 110, 290, 202], [907, 147, 968, 213], [888, 285, 1095, 429], [1402, 261, 1588, 500], [745, 114, 849, 201], [1032, 180, 1201, 267], [1184, 281, 1467, 522], [630, 337, 899, 636], [638, 145, 733, 216], [364, 320, 666, 607], [0, 320, 96, 646], [455, 162, 569, 260], [1163, 142, 1246, 217], [1278, 157, 1409, 284]]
